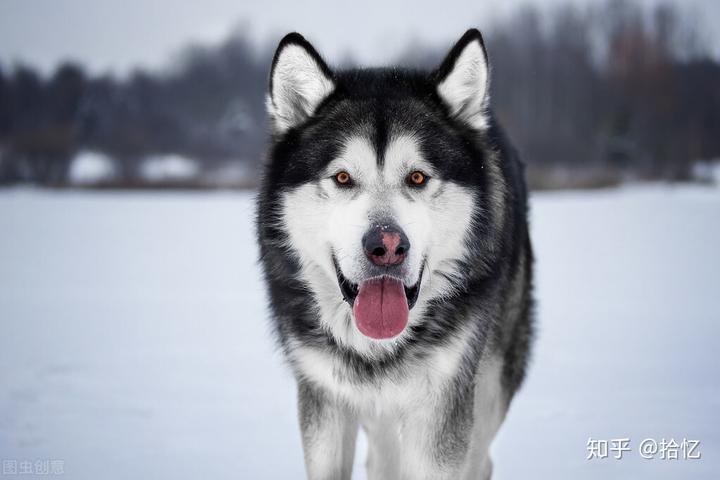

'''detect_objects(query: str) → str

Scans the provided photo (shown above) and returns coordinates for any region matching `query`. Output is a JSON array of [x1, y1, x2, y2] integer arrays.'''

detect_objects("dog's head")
[[264, 30, 500, 349]]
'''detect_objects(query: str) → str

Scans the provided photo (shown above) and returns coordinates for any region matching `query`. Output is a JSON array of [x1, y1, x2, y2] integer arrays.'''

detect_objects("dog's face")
[[265, 30, 495, 350]]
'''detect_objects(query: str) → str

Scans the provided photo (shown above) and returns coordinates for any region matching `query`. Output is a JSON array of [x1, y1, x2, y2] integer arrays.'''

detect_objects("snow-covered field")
[[1, 186, 718, 479]]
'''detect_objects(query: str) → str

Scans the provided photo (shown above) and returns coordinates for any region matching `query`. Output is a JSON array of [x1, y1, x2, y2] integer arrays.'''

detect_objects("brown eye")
[[408, 171, 428, 186], [335, 171, 352, 186]]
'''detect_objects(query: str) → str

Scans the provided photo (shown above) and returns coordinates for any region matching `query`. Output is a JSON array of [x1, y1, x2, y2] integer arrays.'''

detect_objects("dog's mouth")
[[333, 257, 423, 340]]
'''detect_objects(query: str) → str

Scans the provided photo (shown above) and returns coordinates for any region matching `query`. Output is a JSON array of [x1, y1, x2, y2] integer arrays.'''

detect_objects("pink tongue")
[[353, 277, 409, 339]]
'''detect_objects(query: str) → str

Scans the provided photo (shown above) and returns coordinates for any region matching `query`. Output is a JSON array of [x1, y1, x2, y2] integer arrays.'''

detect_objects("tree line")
[[0, 0, 718, 188]]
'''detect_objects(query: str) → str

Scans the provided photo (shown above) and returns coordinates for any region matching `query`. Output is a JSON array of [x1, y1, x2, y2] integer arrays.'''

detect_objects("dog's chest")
[[291, 340, 468, 411]]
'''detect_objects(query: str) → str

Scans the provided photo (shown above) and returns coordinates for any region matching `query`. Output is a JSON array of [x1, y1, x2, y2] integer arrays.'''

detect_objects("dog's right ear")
[[267, 33, 335, 135]]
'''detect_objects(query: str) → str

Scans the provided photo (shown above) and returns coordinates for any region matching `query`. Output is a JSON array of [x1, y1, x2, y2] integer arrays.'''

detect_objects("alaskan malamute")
[[256, 29, 534, 480]]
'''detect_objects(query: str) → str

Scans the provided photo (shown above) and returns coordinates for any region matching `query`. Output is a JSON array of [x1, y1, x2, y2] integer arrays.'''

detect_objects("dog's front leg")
[[397, 388, 475, 480], [297, 381, 358, 480]]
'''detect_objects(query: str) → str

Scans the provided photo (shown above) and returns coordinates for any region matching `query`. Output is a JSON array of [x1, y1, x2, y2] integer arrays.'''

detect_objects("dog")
[[256, 28, 534, 480]]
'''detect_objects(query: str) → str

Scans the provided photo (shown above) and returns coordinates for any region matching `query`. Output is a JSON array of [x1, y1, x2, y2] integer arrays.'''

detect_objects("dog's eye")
[[334, 171, 353, 186], [407, 171, 428, 187]]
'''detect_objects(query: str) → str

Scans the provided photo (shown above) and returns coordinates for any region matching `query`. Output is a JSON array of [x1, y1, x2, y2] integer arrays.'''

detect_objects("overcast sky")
[[1, 0, 718, 76]]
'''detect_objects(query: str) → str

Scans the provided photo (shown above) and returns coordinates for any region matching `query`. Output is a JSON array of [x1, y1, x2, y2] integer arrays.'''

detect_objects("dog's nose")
[[362, 223, 410, 266]]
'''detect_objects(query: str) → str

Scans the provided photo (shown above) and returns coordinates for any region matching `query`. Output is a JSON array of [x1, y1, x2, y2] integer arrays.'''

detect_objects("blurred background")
[[1, 0, 719, 189], [1, 0, 718, 479]]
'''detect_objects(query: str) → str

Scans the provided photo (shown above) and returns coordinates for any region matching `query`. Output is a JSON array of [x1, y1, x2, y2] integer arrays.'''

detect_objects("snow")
[[692, 159, 720, 186], [139, 154, 199, 182], [67, 151, 116, 185], [204, 161, 254, 187], [0, 185, 718, 479]]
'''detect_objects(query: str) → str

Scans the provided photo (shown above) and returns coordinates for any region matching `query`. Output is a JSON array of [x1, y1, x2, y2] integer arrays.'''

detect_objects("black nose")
[[362, 223, 410, 266]]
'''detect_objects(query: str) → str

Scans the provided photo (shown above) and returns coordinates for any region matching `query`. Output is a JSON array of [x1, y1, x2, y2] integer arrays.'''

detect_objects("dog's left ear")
[[268, 33, 335, 135], [434, 29, 490, 130]]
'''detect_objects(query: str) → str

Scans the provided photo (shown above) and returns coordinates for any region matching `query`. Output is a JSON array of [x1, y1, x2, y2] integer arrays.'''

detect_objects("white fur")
[[437, 39, 490, 130], [301, 402, 358, 479], [268, 44, 334, 134], [290, 324, 476, 478], [280, 133, 475, 357], [290, 319, 470, 408], [292, 337, 505, 480], [459, 356, 506, 479]]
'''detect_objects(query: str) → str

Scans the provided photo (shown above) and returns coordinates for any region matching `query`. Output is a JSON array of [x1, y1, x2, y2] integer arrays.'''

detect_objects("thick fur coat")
[[256, 29, 534, 480]]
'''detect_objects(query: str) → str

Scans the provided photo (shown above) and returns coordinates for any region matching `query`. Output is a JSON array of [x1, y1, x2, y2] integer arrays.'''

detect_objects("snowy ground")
[[1, 185, 718, 479]]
